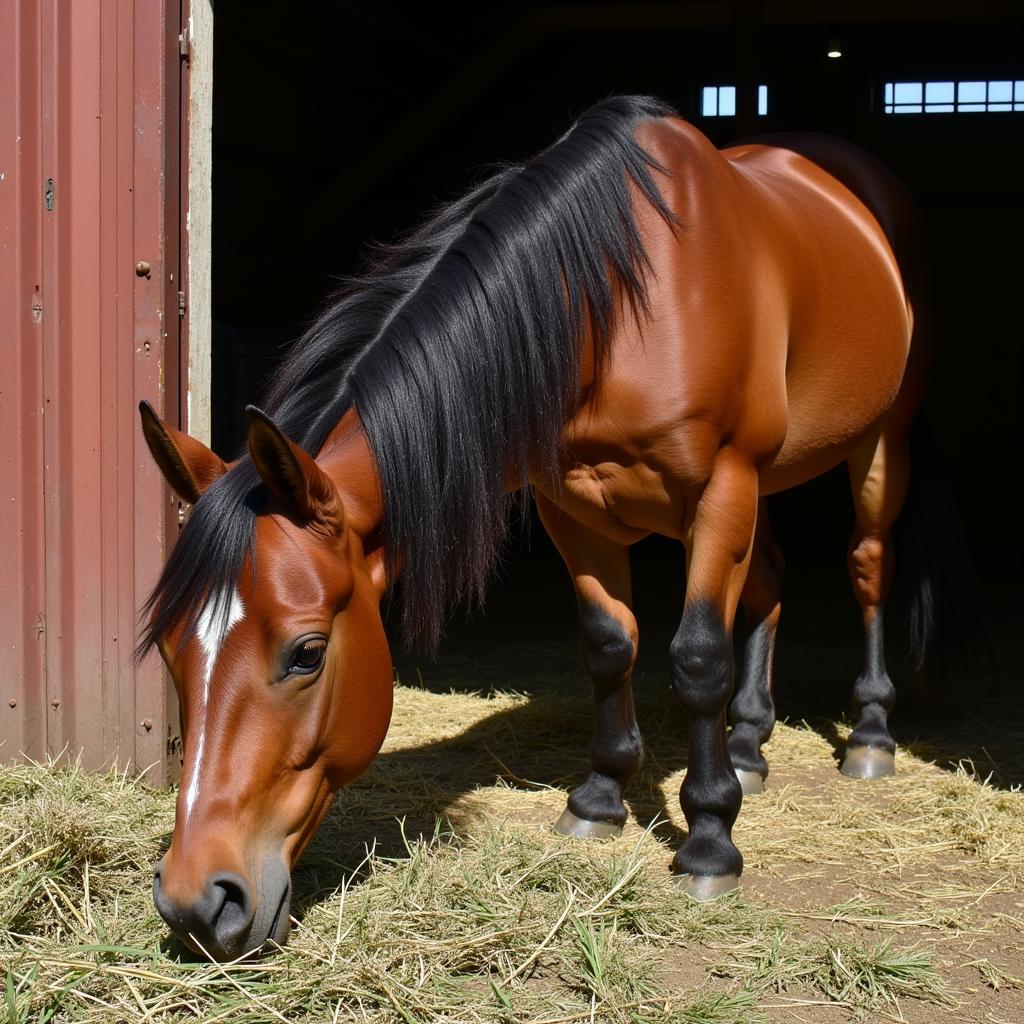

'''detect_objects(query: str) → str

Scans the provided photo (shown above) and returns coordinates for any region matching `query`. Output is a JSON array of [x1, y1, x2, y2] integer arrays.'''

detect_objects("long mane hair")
[[140, 95, 676, 655]]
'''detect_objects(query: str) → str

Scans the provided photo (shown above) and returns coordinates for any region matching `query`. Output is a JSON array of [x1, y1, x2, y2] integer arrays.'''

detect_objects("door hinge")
[[178, 26, 190, 62], [178, 290, 186, 318]]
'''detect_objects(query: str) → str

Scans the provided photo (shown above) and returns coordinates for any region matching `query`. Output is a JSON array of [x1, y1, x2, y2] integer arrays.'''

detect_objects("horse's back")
[[729, 133, 925, 272]]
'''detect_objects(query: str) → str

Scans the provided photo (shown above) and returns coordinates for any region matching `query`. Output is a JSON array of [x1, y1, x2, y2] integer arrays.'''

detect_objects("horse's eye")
[[289, 637, 327, 675]]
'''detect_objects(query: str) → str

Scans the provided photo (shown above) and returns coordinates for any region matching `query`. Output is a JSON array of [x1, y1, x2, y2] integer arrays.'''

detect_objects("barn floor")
[[2, 561, 1022, 1023]]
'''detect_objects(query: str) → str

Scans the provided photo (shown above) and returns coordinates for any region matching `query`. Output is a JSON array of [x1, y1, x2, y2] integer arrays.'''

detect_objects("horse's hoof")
[[735, 769, 765, 795], [841, 745, 896, 779], [673, 872, 740, 900], [553, 807, 622, 840]]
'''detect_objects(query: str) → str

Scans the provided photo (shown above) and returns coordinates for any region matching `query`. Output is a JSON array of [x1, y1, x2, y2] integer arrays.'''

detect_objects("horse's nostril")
[[209, 874, 253, 946]]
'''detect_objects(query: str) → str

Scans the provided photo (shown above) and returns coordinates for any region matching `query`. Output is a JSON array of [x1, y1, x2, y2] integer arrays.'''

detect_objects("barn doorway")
[[207, 4, 1022, 717]]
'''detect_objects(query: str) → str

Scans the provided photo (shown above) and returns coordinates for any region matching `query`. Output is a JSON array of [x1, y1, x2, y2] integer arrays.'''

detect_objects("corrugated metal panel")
[[0, 0, 183, 784], [0, 0, 47, 763]]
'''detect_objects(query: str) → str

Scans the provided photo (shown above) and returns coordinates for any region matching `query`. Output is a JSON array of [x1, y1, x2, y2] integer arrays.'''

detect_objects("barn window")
[[701, 85, 768, 117], [883, 80, 1024, 114]]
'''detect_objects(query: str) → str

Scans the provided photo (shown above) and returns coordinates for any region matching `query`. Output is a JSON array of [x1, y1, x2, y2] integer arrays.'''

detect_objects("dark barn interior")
[[209, 2, 1022, 770]]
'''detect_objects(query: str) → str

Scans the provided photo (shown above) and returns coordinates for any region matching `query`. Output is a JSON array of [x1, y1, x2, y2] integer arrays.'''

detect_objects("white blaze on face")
[[184, 588, 245, 823]]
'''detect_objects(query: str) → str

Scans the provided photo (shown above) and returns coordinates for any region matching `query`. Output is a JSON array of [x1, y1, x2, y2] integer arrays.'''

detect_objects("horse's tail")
[[892, 419, 983, 681]]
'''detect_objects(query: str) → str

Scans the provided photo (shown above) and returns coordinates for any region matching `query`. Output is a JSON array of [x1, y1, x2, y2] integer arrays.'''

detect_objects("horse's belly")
[[760, 324, 910, 494], [759, 427, 874, 495]]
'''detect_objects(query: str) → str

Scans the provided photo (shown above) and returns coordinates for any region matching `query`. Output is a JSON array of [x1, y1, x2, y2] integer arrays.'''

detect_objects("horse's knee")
[[579, 603, 636, 683], [670, 602, 732, 717]]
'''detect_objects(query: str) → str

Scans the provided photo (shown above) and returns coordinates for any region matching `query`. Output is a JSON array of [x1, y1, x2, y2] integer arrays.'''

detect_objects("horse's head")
[[139, 403, 393, 959]]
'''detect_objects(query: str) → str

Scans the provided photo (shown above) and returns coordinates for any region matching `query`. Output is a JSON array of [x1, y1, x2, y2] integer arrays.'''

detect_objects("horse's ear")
[[246, 406, 344, 533], [139, 400, 227, 504]]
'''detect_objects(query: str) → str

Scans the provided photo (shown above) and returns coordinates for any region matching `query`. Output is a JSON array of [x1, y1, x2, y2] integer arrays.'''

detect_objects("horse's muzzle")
[[152, 856, 291, 960]]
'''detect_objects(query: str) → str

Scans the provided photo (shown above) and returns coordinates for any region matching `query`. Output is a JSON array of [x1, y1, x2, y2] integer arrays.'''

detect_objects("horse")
[[138, 96, 967, 960]]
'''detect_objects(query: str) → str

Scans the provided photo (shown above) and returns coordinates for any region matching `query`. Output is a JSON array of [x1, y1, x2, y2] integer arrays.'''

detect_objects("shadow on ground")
[[289, 541, 1021, 917]]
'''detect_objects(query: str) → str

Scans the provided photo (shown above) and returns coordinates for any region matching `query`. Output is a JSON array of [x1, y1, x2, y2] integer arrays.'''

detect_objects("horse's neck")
[[317, 409, 384, 544], [311, 314, 605, 533]]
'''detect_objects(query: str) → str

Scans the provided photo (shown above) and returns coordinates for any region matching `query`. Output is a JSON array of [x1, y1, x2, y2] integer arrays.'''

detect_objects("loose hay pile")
[[3, 673, 1024, 1023]]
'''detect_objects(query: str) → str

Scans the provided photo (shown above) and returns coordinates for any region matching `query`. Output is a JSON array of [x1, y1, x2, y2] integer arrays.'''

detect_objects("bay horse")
[[139, 96, 963, 959]]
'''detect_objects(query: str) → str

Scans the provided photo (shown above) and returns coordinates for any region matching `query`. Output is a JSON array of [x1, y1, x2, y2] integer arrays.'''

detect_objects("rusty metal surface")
[[0, 0, 183, 784]]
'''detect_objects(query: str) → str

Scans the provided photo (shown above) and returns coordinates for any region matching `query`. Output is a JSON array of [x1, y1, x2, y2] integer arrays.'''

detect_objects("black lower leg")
[[848, 611, 896, 752], [727, 618, 777, 777], [567, 603, 643, 827], [670, 601, 743, 878]]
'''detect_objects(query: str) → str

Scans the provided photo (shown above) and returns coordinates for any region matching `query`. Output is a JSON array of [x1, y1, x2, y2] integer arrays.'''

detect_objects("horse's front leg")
[[671, 450, 758, 898], [536, 493, 642, 839]]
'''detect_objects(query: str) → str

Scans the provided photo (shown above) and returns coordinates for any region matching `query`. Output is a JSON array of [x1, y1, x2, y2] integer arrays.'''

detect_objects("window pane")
[[1015, 81, 1024, 101], [925, 104, 954, 113], [989, 81, 1012, 102], [718, 86, 736, 116], [884, 82, 893, 104], [958, 103, 986, 112], [894, 82, 922, 104], [988, 103, 1012, 111], [758, 84, 767, 116], [894, 105, 922, 113], [702, 86, 718, 117], [925, 81, 954, 104], [958, 81, 986, 103]]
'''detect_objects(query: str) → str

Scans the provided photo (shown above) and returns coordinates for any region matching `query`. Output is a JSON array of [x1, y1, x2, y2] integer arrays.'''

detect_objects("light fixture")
[[827, 37, 843, 59]]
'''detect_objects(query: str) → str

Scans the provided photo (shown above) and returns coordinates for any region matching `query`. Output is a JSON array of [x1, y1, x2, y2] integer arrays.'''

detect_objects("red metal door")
[[1, 0, 185, 783]]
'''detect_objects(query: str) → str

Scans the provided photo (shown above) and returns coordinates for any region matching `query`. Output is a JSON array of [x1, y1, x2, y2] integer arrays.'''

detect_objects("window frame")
[[882, 78, 1024, 115], [700, 83, 769, 119]]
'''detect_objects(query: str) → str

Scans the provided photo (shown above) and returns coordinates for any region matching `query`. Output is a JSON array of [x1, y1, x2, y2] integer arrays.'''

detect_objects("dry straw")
[[3, 675, 1024, 1022]]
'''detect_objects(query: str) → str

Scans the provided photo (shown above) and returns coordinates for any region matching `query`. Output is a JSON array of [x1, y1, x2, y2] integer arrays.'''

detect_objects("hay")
[[3, 668, 1024, 1022]]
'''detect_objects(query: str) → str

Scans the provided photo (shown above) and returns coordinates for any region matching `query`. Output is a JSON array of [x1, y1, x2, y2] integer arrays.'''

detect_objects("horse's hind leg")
[[728, 501, 783, 795], [841, 427, 911, 778], [536, 494, 643, 839]]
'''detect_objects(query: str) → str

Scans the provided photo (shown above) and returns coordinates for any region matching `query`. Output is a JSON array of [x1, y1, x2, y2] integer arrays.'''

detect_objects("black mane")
[[140, 95, 676, 655]]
